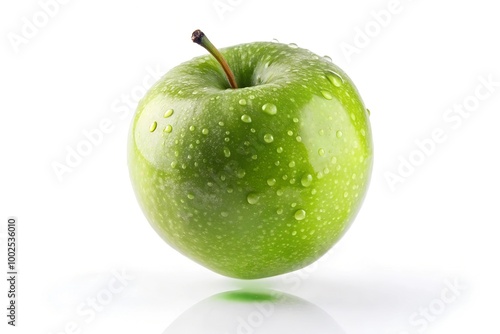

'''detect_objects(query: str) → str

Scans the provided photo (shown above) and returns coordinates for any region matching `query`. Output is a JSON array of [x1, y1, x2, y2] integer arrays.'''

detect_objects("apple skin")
[[128, 41, 373, 279]]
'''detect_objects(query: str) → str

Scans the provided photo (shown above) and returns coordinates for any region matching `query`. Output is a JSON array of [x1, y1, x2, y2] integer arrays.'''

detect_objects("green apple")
[[128, 30, 373, 279]]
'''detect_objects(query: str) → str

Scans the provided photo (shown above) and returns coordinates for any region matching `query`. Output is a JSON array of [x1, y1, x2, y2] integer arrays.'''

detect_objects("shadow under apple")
[[162, 289, 345, 334]]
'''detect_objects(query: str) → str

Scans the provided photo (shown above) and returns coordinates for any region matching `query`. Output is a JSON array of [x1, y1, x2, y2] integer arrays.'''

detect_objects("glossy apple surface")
[[128, 41, 373, 279]]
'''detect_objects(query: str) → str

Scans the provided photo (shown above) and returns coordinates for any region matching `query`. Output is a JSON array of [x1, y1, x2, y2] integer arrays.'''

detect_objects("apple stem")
[[192, 29, 238, 89]]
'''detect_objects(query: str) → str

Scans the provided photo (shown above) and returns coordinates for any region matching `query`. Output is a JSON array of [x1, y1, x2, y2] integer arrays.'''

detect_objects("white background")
[[1, 0, 499, 333]]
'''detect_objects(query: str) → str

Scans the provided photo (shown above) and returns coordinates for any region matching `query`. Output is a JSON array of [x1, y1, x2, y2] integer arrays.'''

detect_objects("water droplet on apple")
[[288, 161, 296, 168], [301, 174, 313, 187], [276, 189, 284, 196], [240, 114, 252, 123], [292, 117, 299, 123], [170, 161, 177, 168], [288, 43, 298, 48], [247, 192, 259, 205], [267, 178, 276, 186], [276, 147, 283, 153], [294, 209, 306, 221], [218, 121, 225, 126], [221, 212, 229, 217], [262, 103, 277, 115], [249, 95, 255, 100], [202, 128, 209, 135], [323, 55, 332, 62], [164, 124, 172, 133], [326, 71, 344, 87], [187, 193, 194, 199], [287, 130, 293, 136], [223, 147, 231, 157], [189, 125, 195, 131], [263, 133, 274, 143], [344, 191, 349, 198], [331, 156, 337, 164], [276, 208, 283, 214], [164, 109, 174, 118], [321, 91, 333, 100], [318, 148, 325, 156], [336, 130, 343, 138], [272, 38, 279, 43], [366, 108, 371, 116], [236, 169, 246, 178], [239, 99, 247, 105], [319, 129, 325, 136], [295, 136, 302, 142], [149, 121, 157, 132]]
